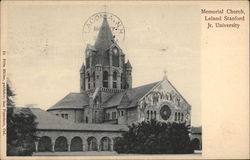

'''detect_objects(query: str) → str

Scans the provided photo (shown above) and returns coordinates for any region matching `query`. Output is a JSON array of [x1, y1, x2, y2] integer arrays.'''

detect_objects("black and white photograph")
[[1, 1, 248, 159]]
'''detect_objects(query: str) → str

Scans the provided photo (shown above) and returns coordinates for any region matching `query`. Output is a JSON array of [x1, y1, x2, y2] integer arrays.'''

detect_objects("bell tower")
[[80, 14, 133, 124], [80, 14, 132, 92]]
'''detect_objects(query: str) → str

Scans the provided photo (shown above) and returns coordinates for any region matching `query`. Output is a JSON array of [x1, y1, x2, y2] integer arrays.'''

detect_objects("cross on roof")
[[163, 69, 168, 79], [104, 4, 107, 14]]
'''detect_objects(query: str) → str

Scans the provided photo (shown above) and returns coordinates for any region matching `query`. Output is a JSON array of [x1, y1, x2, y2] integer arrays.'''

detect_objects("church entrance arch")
[[70, 136, 83, 151], [103, 71, 109, 88], [87, 137, 98, 151], [55, 136, 68, 152], [100, 137, 111, 151], [38, 136, 52, 152], [191, 138, 200, 150]]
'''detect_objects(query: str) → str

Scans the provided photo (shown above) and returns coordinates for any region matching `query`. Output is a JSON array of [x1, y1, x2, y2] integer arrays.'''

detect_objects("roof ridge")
[[69, 92, 86, 94], [167, 79, 191, 107], [47, 92, 89, 111], [131, 81, 160, 90], [137, 81, 162, 102]]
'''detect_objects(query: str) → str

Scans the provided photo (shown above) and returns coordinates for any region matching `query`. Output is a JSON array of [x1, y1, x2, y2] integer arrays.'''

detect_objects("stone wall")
[[127, 107, 138, 125], [49, 109, 84, 123]]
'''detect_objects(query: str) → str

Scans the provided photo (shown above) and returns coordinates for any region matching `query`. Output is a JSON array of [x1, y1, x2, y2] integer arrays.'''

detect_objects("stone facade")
[[137, 80, 191, 126], [49, 109, 84, 123]]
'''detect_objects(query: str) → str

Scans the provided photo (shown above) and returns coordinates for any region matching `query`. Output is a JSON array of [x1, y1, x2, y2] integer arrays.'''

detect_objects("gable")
[[117, 93, 131, 109], [102, 81, 159, 108], [139, 79, 191, 110]]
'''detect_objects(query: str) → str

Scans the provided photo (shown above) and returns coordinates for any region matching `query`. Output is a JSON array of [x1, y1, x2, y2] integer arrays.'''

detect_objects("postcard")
[[0, 1, 249, 159]]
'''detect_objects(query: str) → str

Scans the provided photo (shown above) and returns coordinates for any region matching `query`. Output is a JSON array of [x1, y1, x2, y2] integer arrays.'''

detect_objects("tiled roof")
[[102, 81, 159, 109], [125, 60, 132, 68], [47, 92, 89, 111], [80, 63, 85, 72], [102, 92, 125, 108], [29, 108, 128, 132], [94, 16, 115, 55]]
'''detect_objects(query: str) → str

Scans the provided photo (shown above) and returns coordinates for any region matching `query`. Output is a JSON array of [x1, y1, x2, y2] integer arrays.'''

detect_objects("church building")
[[29, 15, 192, 153]]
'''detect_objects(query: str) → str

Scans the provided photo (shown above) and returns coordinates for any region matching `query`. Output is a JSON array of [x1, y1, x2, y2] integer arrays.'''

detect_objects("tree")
[[114, 119, 194, 154], [168, 122, 193, 154], [7, 81, 38, 156], [7, 80, 15, 107]]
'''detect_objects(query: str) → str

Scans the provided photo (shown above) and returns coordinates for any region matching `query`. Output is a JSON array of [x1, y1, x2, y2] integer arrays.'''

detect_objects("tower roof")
[[94, 15, 115, 53], [126, 60, 132, 68], [80, 63, 85, 72]]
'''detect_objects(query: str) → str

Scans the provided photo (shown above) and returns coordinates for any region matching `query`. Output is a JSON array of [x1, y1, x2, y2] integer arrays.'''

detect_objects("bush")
[[114, 119, 194, 154], [7, 82, 37, 156]]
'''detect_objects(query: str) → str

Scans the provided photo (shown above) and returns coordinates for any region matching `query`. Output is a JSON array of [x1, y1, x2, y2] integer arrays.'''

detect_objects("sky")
[[7, 4, 201, 126]]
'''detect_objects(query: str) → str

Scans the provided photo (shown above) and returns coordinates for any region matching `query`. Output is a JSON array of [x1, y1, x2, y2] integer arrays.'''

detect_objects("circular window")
[[160, 105, 171, 120]]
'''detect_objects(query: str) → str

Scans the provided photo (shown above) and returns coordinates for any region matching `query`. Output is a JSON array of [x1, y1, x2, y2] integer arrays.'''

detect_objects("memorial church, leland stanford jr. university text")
[[26, 15, 199, 153]]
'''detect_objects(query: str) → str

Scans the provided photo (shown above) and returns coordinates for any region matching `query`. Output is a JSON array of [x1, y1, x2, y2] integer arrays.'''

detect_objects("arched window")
[[111, 112, 114, 119], [94, 96, 99, 105], [113, 71, 117, 88], [150, 111, 153, 120], [86, 57, 90, 68], [87, 137, 98, 151], [181, 113, 184, 121], [113, 71, 117, 80], [55, 136, 68, 152], [153, 93, 159, 105], [147, 110, 149, 120], [94, 111, 97, 123], [178, 112, 180, 121], [107, 113, 110, 120], [100, 137, 111, 151], [112, 47, 119, 67], [121, 73, 124, 89], [70, 137, 83, 151], [86, 117, 88, 123], [87, 72, 90, 89], [103, 71, 108, 87], [191, 138, 201, 150], [175, 112, 177, 121], [154, 111, 157, 119], [93, 72, 95, 88], [126, 82, 129, 89]]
